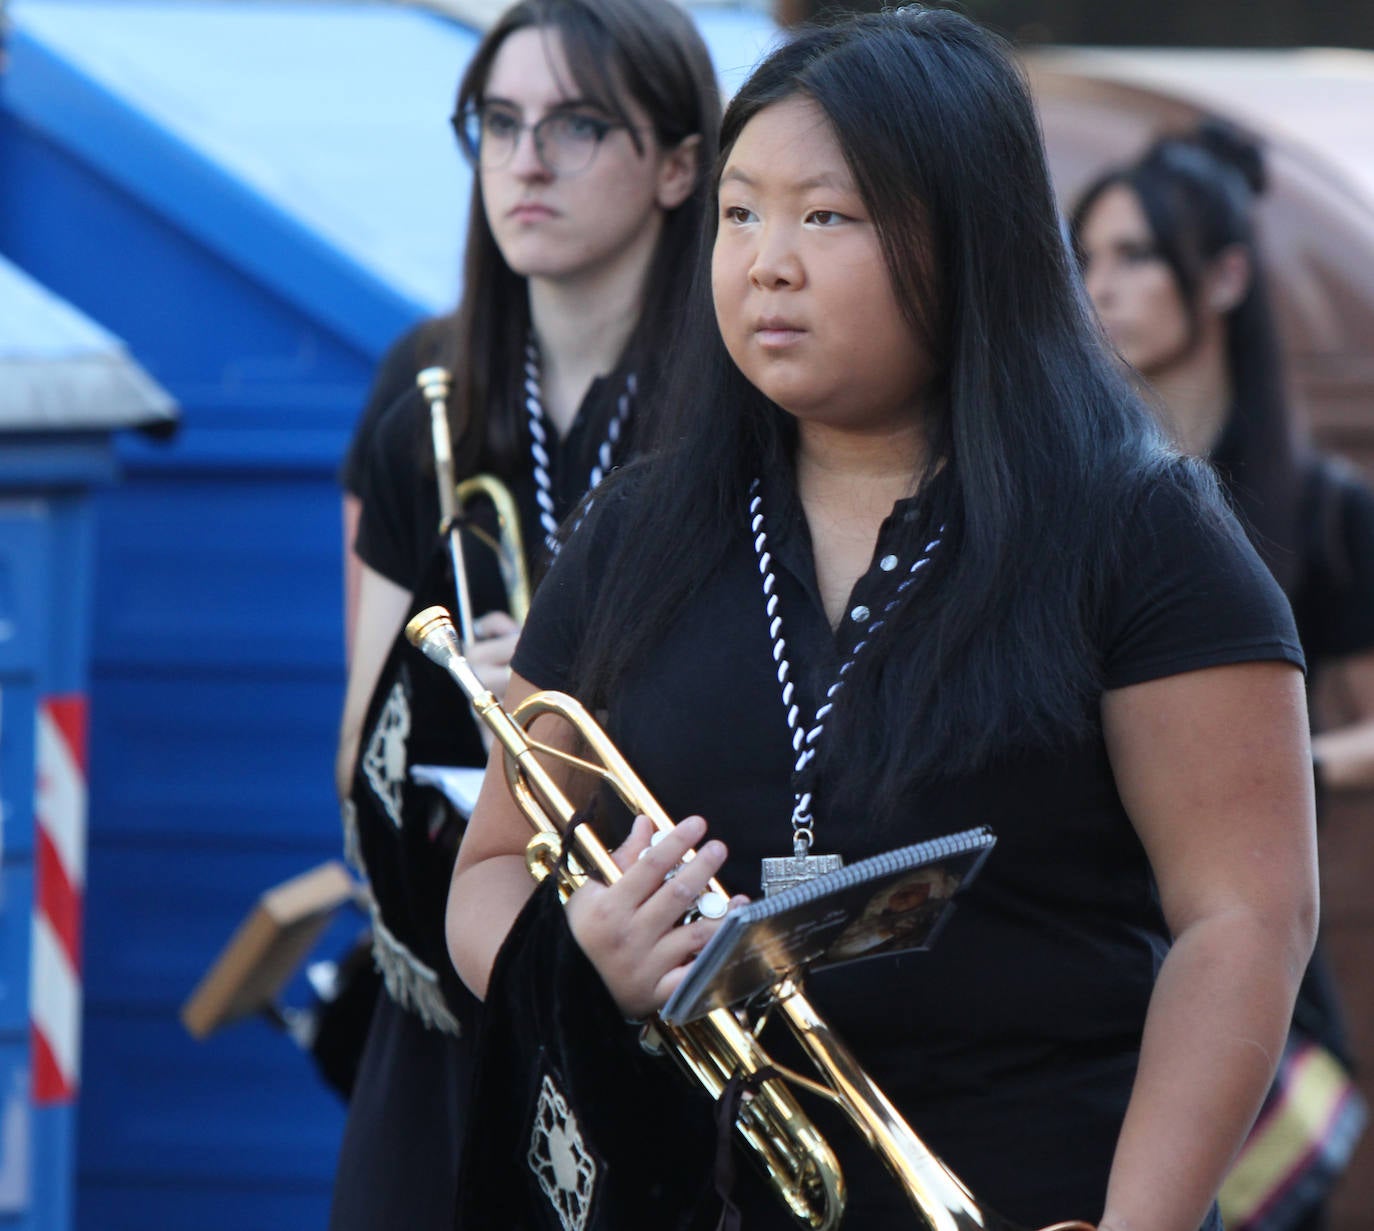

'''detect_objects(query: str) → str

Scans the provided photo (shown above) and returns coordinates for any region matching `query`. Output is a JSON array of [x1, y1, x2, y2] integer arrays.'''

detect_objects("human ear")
[[1204, 244, 1252, 314], [656, 133, 702, 211]]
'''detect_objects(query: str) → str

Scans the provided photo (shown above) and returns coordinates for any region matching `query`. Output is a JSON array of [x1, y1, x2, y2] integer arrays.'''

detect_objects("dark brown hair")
[[1070, 122, 1305, 593]]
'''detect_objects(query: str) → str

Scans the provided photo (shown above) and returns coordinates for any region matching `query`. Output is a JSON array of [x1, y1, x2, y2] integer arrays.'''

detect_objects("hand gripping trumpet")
[[407, 604, 1095, 1231]]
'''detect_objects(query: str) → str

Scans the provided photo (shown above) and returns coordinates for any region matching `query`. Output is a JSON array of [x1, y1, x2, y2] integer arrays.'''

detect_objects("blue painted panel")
[[0, 1044, 33, 1222], [0, 504, 48, 681], [86, 669, 343, 847], [0, 867, 33, 1037], [6, 2, 474, 325], [89, 473, 345, 673], [39, 493, 97, 697], [0, 503, 45, 867], [0, 113, 382, 422], [77, 1012, 344, 1185], [31, 1103, 75, 1231], [0, 680, 36, 861], [81, 844, 363, 1012], [76, 1179, 329, 1231], [0, 438, 117, 499]]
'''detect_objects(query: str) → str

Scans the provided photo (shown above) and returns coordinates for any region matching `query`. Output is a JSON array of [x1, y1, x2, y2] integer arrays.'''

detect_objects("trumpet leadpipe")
[[416, 367, 478, 647], [405, 605, 620, 888]]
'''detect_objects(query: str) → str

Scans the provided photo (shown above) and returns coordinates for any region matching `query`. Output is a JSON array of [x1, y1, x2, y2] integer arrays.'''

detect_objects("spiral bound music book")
[[660, 826, 997, 1027]]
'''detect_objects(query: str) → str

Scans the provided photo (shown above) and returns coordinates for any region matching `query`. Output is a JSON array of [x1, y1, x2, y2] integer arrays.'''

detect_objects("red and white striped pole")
[[30, 694, 87, 1105]]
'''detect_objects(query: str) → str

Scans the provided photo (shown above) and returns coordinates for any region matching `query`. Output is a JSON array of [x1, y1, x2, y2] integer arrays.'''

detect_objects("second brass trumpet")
[[416, 366, 532, 645]]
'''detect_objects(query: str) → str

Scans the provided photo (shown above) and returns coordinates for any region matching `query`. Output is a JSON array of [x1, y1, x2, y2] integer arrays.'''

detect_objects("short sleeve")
[[354, 390, 436, 589], [1293, 458, 1374, 663], [340, 319, 440, 496], [1102, 475, 1305, 690]]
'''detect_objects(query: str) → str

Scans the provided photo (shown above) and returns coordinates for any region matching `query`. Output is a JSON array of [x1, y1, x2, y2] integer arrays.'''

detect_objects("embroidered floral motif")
[[528, 1073, 597, 1231], [361, 677, 410, 828]]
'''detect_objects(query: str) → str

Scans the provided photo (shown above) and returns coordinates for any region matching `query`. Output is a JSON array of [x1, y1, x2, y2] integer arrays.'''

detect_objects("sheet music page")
[[410, 763, 487, 818]]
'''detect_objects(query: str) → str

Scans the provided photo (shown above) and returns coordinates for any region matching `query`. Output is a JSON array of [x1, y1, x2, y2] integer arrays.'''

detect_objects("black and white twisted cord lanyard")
[[523, 335, 635, 557], [747, 479, 941, 893]]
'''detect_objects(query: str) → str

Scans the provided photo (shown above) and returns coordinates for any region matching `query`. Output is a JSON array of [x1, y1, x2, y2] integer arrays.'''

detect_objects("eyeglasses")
[[453, 104, 637, 176]]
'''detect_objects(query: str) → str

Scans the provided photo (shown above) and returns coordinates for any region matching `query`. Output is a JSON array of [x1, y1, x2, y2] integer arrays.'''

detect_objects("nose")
[[1082, 256, 1113, 311], [749, 223, 803, 291], [507, 122, 552, 180]]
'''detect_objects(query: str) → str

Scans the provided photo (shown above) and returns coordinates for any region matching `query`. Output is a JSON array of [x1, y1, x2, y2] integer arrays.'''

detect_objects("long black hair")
[[568, 7, 1193, 824], [441, 0, 721, 477], [1070, 122, 1305, 595]]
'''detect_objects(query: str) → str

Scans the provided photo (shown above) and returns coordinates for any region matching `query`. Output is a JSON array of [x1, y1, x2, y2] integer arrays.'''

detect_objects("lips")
[[507, 201, 557, 222], [753, 317, 807, 347]]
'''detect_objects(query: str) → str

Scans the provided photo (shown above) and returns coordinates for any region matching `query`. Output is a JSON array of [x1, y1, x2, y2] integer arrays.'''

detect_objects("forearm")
[[447, 853, 537, 1000], [336, 567, 412, 801], [342, 495, 362, 664], [1100, 911, 1308, 1231], [335, 719, 362, 802]]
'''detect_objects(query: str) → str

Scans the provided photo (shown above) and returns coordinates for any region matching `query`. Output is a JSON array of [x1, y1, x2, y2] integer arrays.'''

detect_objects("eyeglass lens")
[[457, 106, 615, 175]]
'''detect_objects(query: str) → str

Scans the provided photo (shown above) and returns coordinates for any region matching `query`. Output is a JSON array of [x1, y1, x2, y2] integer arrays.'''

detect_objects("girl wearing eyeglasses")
[[330, 1, 719, 1227]]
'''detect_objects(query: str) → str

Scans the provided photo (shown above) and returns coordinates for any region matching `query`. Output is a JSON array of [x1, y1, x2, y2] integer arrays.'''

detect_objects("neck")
[[793, 418, 929, 631], [527, 242, 656, 437], [795, 419, 928, 523], [1144, 323, 1234, 457]]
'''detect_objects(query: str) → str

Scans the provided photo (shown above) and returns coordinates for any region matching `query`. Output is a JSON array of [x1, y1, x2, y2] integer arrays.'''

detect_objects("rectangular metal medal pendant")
[[760, 853, 844, 897]]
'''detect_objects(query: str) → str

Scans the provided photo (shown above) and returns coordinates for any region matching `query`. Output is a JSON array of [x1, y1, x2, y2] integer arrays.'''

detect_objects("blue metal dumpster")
[[0, 2, 776, 1227], [0, 253, 175, 1231]]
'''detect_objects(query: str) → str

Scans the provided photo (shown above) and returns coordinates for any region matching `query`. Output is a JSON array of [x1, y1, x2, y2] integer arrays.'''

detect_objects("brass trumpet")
[[407, 604, 1095, 1231], [416, 367, 532, 645]]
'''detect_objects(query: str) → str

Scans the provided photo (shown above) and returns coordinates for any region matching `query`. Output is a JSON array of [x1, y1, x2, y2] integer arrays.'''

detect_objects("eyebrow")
[[719, 167, 855, 193], [482, 95, 611, 115]]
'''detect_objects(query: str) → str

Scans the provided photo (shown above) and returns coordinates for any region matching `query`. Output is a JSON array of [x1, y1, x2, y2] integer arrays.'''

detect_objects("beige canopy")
[[1026, 47, 1374, 451]]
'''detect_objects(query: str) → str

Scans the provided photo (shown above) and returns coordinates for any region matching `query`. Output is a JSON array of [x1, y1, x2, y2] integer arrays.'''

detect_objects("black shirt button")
[[851, 605, 870, 622]]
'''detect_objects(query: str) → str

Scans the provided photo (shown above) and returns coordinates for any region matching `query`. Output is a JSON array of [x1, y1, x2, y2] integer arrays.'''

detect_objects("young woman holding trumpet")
[[329, 0, 720, 1225], [1073, 124, 1374, 1231], [446, 9, 1317, 1230]]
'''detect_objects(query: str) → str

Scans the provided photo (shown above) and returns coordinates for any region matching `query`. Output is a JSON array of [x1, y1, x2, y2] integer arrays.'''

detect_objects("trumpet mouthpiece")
[[405, 606, 460, 661]]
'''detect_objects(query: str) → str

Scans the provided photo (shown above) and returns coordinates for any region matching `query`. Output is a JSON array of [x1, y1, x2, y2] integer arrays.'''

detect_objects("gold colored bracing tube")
[[407, 604, 1096, 1231]]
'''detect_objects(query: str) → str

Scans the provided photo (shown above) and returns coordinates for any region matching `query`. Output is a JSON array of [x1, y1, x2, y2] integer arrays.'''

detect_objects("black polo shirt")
[[511, 468, 1302, 1229]]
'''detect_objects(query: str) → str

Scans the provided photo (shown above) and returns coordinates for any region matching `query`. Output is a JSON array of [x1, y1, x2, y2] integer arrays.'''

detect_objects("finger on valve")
[[624, 816, 708, 902], [610, 814, 657, 873], [632, 819, 731, 926]]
